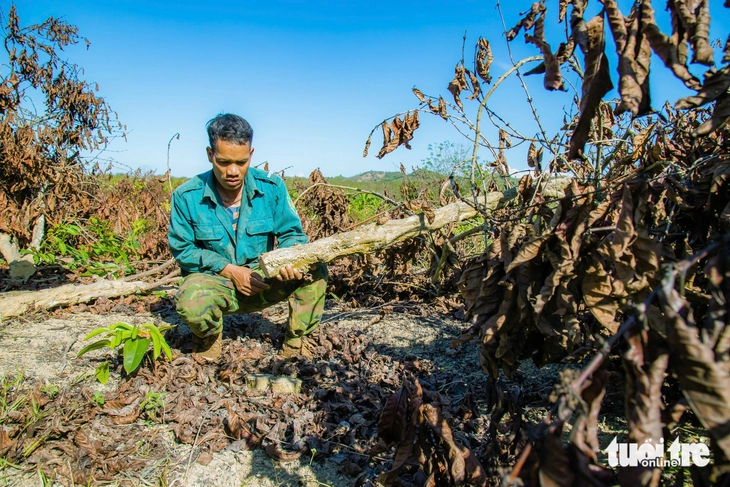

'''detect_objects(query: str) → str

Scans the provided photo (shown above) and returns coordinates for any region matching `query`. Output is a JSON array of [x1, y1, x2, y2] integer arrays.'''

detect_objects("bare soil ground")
[[0, 292, 681, 487], [0, 294, 495, 486]]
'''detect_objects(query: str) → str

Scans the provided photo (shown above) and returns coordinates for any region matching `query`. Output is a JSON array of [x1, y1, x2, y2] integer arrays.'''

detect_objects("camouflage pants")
[[175, 264, 328, 347]]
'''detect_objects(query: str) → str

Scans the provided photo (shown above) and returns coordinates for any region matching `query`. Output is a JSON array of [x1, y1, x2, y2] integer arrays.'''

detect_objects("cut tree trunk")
[[258, 176, 572, 278], [0, 232, 36, 282], [0, 262, 179, 321], [0, 216, 46, 282]]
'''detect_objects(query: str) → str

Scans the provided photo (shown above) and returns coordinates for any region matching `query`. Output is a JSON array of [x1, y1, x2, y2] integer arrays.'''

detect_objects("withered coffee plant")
[[366, 0, 730, 484], [0, 6, 124, 264]]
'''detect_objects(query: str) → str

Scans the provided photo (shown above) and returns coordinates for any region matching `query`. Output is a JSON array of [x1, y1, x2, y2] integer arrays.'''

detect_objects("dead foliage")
[[0, 6, 124, 248], [475, 38, 493, 85], [506, 0, 726, 158], [295, 169, 354, 241], [375, 376, 488, 486], [362, 111, 421, 160], [453, 110, 730, 482]]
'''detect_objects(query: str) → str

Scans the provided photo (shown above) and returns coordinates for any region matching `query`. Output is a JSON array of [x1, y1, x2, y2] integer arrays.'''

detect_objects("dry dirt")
[[0, 286, 655, 487], [0, 295, 499, 487]]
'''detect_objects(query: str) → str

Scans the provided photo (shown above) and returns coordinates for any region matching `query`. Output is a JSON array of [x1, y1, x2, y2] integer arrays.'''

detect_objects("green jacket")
[[168, 168, 307, 275]]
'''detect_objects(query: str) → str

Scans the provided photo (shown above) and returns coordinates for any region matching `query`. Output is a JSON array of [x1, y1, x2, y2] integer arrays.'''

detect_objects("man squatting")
[[168, 113, 328, 361]]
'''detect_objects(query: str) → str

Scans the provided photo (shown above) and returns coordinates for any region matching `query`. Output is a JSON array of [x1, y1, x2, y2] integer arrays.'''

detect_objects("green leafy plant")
[[27, 216, 150, 277], [94, 361, 110, 384], [140, 391, 165, 420], [91, 391, 105, 407], [77, 322, 174, 380], [40, 384, 59, 399], [348, 193, 384, 221]]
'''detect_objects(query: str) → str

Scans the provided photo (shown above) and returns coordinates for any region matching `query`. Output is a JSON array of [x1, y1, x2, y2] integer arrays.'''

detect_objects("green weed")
[[39, 384, 59, 399], [91, 391, 105, 407], [140, 391, 165, 420], [77, 322, 175, 381], [348, 193, 384, 221], [0, 373, 26, 417], [27, 216, 151, 277]]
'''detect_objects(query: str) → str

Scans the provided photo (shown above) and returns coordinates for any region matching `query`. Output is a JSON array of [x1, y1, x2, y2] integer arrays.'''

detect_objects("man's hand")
[[276, 265, 303, 282], [221, 264, 270, 296]]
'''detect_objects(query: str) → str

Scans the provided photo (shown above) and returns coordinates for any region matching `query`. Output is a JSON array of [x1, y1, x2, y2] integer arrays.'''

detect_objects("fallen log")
[[258, 176, 572, 278], [0, 261, 179, 321]]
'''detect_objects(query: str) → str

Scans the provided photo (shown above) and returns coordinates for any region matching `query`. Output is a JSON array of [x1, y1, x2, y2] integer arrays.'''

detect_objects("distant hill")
[[285, 167, 516, 201], [342, 171, 404, 183]]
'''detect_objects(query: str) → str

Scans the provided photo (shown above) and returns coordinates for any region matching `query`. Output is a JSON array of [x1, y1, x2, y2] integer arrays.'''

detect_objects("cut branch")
[[0, 270, 180, 321], [259, 177, 571, 278]]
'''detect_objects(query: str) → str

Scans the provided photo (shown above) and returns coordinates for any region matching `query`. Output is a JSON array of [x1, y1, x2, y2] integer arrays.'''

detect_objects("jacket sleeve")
[[168, 191, 230, 274], [272, 178, 309, 249]]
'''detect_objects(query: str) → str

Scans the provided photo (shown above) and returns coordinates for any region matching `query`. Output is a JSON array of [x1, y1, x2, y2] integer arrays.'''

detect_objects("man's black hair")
[[206, 113, 253, 152]]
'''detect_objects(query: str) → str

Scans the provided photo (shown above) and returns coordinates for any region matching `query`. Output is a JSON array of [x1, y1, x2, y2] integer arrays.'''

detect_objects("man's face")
[[207, 140, 254, 193]]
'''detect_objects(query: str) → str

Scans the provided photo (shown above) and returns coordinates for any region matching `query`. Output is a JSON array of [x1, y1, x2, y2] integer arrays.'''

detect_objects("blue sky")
[[11, 0, 729, 178]]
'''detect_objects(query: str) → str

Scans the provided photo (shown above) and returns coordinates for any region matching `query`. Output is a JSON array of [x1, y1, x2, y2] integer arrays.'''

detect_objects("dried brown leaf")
[[603, 0, 653, 116], [669, 0, 691, 66], [582, 259, 620, 332], [0, 427, 13, 457], [578, 367, 609, 457], [559, 0, 569, 22], [412, 87, 425, 103], [675, 66, 730, 110], [377, 121, 392, 159], [224, 403, 252, 442], [629, 123, 657, 162], [661, 277, 730, 473], [104, 397, 141, 425], [466, 68, 481, 100], [538, 422, 575, 487], [570, 0, 589, 50], [670, 0, 715, 66], [458, 251, 505, 321], [525, 14, 567, 91], [620, 329, 668, 486], [74, 429, 100, 461], [447, 63, 469, 109], [569, 13, 614, 159], [476, 38, 493, 84], [421, 403, 488, 486], [438, 97, 448, 120], [675, 66, 730, 135], [375, 112, 420, 159], [506, 234, 551, 272], [525, 39, 576, 77], [401, 111, 419, 150], [507, 2, 547, 41], [640, 0, 702, 90], [691, 0, 714, 65], [527, 141, 544, 173], [694, 92, 730, 135], [378, 386, 408, 445], [264, 442, 303, 462]]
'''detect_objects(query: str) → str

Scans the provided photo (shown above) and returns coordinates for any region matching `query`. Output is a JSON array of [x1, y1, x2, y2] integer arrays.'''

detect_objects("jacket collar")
[[201, 170, 260, 206]]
